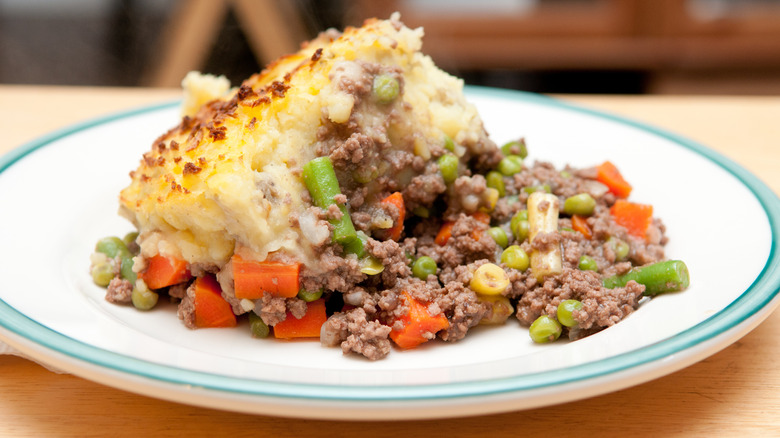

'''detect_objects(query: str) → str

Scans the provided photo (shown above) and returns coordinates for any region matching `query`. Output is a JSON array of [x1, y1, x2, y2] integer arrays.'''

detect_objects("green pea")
[[578, 255, 598, 272], [510, 211, 529, 242], [529, 315, 562, 343], [437, 154, 459, 183], [249, 312, 270, 338], [563, 193, 596, 216], [522, 184, 551, 194], [443, 135, 455, 152], [412, 256, 437, 280], [500, 245, 529, 271], [95, 236, 130, 258], [122, 231, 139, 249], [560, 170, 572, 179], [412, 206, 430, 218], [498, 155, 523, 176], [607, 237, 630, 261], [131, 286, 158, 311], [91, 262, 115, 287], [487, 227, 508, 249], [500, 139, 528, 159], [557, 299, 583, 328], [372, 74, 399, 103], [486, 171, 506, 197], [298, 288, 323, 302]]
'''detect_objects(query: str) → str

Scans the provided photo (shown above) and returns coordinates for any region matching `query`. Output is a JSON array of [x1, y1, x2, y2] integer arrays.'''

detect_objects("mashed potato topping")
[[120, 14, 493, 271]]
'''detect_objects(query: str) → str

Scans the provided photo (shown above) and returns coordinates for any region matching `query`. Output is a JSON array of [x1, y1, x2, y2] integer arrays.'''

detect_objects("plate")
[[0, 87, 778, 420]]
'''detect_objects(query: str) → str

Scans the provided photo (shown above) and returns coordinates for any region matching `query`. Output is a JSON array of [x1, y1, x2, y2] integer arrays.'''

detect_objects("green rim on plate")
[[0, 87, 778, 402]]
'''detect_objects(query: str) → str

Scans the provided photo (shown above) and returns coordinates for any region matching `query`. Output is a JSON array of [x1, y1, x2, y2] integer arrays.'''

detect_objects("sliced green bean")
[[603, 260, 690, 296], [303, 156, 358, 248]]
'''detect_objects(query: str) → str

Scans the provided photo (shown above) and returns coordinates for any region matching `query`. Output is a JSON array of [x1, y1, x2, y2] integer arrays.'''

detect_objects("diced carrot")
[[232, 254, 300, 299], [571, 214, 593, 240], [471, 211, 491, 225], [596, 161, 632, 198], [139, 254, 191, 290], [610, 199, 653, 240], [381, 192, 406, 241], [390, 291, 450, 350], [435, 221, 454, 246], [273, 299, 328, 339], [192, 274, 236, 328]]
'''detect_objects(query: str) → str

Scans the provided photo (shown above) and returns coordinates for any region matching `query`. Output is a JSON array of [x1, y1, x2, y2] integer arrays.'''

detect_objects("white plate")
[[0, 87, 778, 420]]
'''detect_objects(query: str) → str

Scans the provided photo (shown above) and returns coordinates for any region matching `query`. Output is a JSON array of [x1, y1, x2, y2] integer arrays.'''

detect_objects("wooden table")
[[1, 85, 779, 436]]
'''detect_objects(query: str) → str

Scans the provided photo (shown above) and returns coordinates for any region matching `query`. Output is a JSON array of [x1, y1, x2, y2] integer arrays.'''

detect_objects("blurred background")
[[2, 0, 780, 94]]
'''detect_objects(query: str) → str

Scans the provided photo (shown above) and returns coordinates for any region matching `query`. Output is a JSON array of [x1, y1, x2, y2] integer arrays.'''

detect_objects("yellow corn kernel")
[[360, 256, 385, 275], [470, 263, 510, 295], [479, 187, 499, 213]]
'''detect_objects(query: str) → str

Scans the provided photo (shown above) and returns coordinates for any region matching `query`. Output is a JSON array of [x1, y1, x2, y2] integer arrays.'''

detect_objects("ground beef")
[[177, 288, 196, 329], [105, 278, 133, 304]]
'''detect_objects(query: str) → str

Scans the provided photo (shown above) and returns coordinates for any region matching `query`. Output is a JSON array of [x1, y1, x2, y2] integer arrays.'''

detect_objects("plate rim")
[[0, 86, 779, 406]]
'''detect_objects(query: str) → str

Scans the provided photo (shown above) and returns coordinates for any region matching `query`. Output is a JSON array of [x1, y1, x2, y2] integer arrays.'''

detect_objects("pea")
[[120, 256, 136, 283], [607, 237, 630, 261], [498, 155, 523, 176], [91, 262, 115, 287], [249, 312, 270, 338], [131, 286, 158, 311], [487, 227, 508, 249], [500, 139, 528, 159], [298, 288, 323, 302], [412, 256, 437, 280], [501, 245, 529, 271], [372, 74, 399, 103], [563, 193, 596, 216], [122, 231, 139, 249], [529, 315, 562, 343], [443, 135, 455, 152], [95, 236, 129, 258], [437, 154, 459, 183], [578, 255, 598, 272], [557, 299, 583, 328], [510, 211, 529, 242], [560, 170, 572, 179], [412, 206, 430, 218], [485, 171, 506, 197]]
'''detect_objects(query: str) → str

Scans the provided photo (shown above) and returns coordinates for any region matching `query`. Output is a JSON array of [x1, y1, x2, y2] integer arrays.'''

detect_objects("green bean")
[[437, 154, 459, 183], [500, 245, 529, 271], [249, 312, 270, 338], [120, 256, 137, 283], [522, 184, 551, 194], [298, 288, 323, 302], [487, 227, 508, 249], [95, 236, 130, 258], [557, 299, 583, 328], [563, 193, 596, 216], [303, 157, 358, 248], [343, 230, 368, 258], [498, 155, 523, 176], [412, 256, 437, 280], [529, 315, 562, 343], [602, 260, 690, 296], [486, 171, 506, 197], [500, 139, 528, 159], [372, 74, 399, 103], [578, 255, 598, 272], [91, 262, 115, 287], [131, 286, 158, 311]]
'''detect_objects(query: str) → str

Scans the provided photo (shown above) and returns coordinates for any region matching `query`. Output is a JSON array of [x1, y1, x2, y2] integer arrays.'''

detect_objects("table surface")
[[1, 85, 779, 437]]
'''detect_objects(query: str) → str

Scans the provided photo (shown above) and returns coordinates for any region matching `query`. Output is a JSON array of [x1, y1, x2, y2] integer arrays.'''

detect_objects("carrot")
[[381, 192, 405, 241], [471, 211, 491, 225], [571, 214, 593, 240], [610, 199, 653, 239], [435, 221, 454, 246], [139, 254, 191, 290], [390, 291, 450, 349], [192, 274, 236, 328], [232, 254, 300, 299], [596, 161, 632, 198], [273, 299, 327, 339]]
